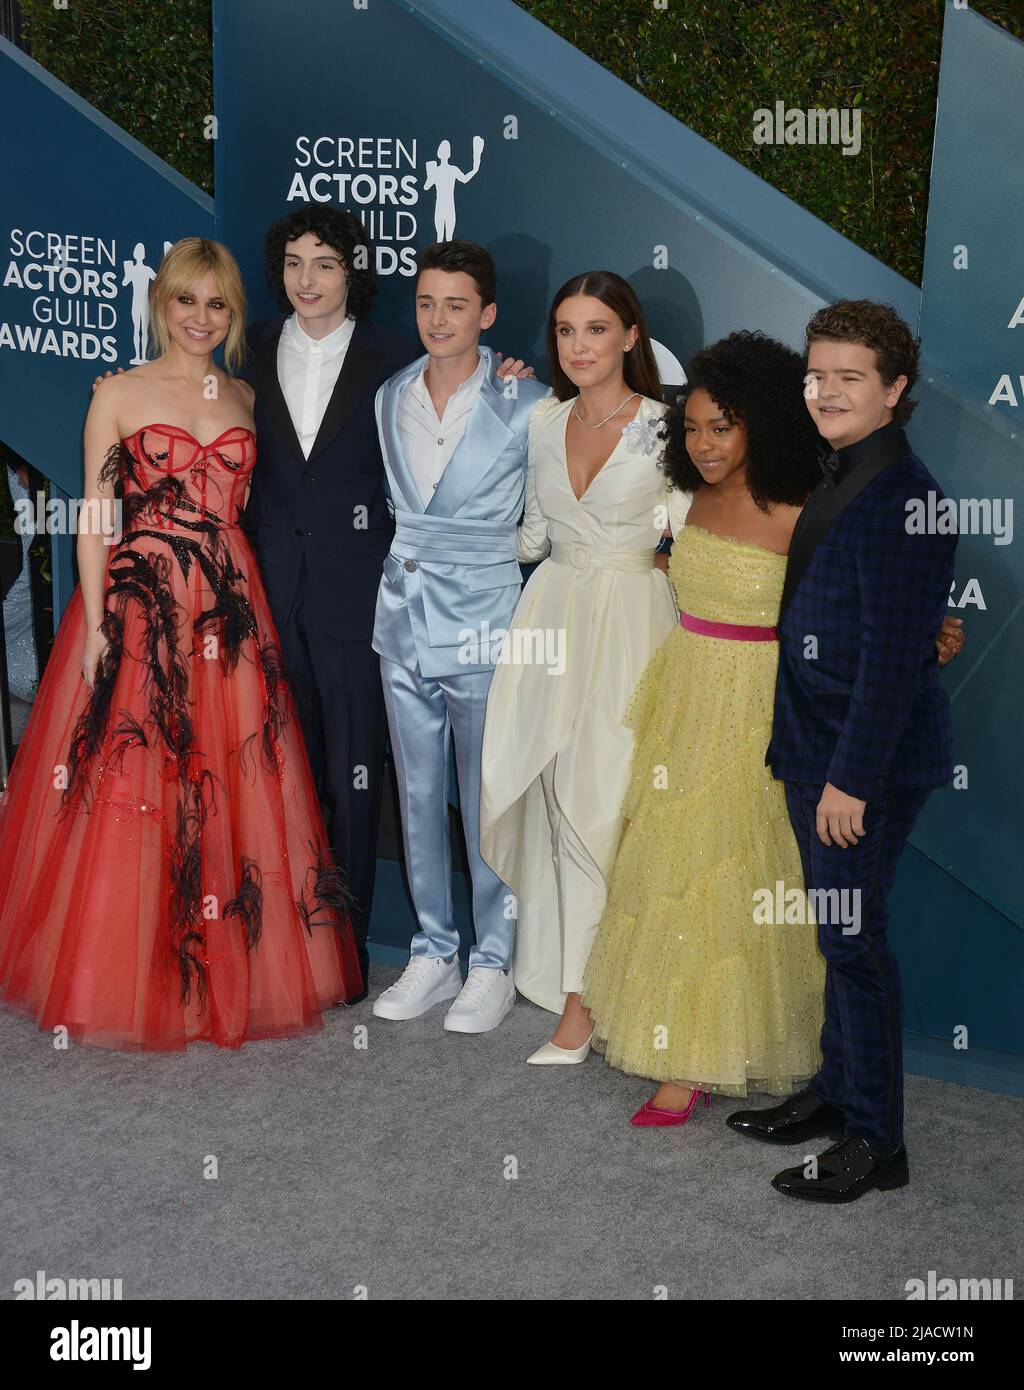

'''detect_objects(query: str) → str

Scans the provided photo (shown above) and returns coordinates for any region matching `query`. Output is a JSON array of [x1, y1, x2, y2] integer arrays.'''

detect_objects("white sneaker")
[[372, 955, 462, 1021], [443, 967, 516, 1034]]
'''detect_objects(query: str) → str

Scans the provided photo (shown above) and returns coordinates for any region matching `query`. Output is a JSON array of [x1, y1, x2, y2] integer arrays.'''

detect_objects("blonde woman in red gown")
[[0, 238, 362, 1050]]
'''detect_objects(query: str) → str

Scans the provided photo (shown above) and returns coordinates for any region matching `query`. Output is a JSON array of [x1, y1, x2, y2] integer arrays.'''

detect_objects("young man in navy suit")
[[242, 209, 419, 998], [728, 301, 960, 1202]]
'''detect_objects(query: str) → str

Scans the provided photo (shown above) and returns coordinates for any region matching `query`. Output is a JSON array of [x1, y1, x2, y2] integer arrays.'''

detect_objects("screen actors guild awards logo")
[[424, 137, 484, 240]]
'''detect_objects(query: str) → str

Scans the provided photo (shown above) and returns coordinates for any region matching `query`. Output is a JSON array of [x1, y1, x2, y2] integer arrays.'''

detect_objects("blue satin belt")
[[392, 510, 517, 564]]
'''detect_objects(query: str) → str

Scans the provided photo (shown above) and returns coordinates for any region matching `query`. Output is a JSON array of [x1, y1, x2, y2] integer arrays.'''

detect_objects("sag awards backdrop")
[[0, 0, 1021, 1089]]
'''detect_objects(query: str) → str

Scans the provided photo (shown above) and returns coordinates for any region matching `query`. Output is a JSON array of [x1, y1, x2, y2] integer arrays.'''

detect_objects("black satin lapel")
[[779, 428, 909, 619], [307, 324, 383, 464], [253, 325, 306, 468], [779, 487, 830, 619]]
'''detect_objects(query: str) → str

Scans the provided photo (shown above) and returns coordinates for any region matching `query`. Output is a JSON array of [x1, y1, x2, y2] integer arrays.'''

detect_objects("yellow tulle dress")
[[581, 525, 825, 1096]]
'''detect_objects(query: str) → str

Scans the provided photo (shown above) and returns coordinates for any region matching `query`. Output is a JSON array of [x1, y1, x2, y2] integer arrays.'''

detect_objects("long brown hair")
[[545, 270, 661, 402]]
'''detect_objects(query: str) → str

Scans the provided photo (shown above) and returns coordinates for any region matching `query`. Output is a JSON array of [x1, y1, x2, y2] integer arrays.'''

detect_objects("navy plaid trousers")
[[784, 782, 932, 1148]]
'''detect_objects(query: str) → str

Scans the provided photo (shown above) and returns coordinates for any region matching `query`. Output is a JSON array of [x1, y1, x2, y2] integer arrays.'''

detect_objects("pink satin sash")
[[679, 611, 778, 642]]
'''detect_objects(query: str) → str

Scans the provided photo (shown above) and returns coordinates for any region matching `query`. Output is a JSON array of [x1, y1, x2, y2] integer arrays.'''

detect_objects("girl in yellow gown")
[[581, 332, 827, 1121]]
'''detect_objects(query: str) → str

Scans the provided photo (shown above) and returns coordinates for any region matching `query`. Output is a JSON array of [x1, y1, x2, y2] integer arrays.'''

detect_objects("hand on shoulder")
[[90, 364, 138, 395]]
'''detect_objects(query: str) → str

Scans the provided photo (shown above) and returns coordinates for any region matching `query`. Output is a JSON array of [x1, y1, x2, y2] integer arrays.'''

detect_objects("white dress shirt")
[[277, 311, 356, 458], [397, 351, 487, 507]]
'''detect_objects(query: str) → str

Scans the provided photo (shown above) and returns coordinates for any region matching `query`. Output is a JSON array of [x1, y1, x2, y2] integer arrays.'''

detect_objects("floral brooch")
[[621, 415, 662, 456]]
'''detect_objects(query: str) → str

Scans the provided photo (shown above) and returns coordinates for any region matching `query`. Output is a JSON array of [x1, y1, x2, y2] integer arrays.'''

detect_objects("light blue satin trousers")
[[380, 656, 515, 970]]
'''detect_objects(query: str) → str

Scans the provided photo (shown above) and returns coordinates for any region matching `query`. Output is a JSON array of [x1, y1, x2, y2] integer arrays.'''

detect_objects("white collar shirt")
[[396, 351, 488, 508], [277, 312, 357, 458]]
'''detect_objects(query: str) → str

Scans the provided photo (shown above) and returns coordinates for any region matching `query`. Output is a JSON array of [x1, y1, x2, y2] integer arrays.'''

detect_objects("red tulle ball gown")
[[0, 423, 363, 1049]]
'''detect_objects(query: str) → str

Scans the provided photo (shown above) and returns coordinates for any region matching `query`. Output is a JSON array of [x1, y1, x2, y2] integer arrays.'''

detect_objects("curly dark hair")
[[661, 331, 822, 512], [805, 299, 920, 424], [264, 207, 377, 320]]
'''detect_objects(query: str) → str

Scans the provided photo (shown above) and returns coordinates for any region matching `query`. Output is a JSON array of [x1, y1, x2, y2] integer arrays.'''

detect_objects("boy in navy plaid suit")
[[728, 301, 959, 1203]]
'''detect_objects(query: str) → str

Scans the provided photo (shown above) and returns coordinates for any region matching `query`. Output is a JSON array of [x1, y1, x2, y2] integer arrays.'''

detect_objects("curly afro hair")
[[661, 330, 822, 512], [264, 206, 377, 320]]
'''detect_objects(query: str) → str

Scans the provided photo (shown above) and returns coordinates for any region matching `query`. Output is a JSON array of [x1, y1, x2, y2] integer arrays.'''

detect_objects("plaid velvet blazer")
[[768, 424, 957, 802]]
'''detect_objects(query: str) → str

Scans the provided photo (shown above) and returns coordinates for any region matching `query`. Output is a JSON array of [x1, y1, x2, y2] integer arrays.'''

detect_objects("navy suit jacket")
[[241, 314, 418, 641], [768, 425, 957, 802]]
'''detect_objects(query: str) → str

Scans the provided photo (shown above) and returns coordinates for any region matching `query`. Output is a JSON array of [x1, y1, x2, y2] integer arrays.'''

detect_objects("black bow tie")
[[817, 445, 841, 484]]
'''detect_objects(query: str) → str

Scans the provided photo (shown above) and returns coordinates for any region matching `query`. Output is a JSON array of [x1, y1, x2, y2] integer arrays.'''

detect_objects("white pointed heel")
[[526, 1030, 594, 1065]]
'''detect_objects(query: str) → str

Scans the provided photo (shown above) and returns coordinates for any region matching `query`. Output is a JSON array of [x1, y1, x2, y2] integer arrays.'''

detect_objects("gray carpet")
[[2, 963, 1020, 1301]]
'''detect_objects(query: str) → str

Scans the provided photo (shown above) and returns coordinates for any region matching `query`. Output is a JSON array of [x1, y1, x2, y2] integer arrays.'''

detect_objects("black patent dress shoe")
[[726, 1087, 846, 1144], [771, 1136, 909, 1203]]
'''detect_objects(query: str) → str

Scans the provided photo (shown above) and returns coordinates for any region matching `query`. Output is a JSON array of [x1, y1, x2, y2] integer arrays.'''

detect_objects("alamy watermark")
[[905, 492, 1012, 545], [458, 620, 565, 675], [14, 1268, 123, 1299], [14, 492, 122, 544], [753, 880, 861, 935], [753, 102, 861, 156]]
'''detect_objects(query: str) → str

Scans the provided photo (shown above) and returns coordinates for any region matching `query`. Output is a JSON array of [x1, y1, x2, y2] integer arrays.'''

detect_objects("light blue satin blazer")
[[372, 347, 551, 677]]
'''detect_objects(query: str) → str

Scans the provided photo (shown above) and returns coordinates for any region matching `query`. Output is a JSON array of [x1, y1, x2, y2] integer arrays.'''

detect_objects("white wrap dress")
[[479, 394, 690, 1013]]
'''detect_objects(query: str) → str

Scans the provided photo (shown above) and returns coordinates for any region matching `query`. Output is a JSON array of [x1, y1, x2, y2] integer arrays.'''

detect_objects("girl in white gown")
[[479, 271, 688, 1060]]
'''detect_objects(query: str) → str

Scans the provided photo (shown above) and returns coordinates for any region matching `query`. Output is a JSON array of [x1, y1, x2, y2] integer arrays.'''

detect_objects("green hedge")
[[20, 0, 214, 194], [518, 0, 1024, 284]]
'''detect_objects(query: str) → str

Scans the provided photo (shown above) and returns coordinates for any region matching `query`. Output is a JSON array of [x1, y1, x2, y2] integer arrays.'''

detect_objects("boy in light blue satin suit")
[[371, 241, 550, 1033]]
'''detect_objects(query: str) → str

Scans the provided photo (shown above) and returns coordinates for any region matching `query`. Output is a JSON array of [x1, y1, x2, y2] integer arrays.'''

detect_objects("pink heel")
[[630, 1088, 711, 1127]]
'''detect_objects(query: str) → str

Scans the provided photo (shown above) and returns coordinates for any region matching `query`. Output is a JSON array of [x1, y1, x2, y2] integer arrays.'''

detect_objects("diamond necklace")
[[572, 391, 640, 430]]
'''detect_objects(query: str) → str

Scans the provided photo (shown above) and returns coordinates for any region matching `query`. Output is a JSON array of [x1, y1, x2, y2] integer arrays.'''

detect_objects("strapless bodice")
[[103, 423, 257, 531], [669, 524, 787, 627]]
